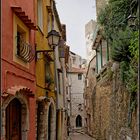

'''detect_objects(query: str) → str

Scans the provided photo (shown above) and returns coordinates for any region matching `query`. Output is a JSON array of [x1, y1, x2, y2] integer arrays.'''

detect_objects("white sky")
[[55, 0, 96, 59]]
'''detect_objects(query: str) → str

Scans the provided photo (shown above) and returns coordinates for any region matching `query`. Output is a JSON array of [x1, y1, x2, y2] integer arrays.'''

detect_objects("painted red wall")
[[2, 0, 36, 90], [2, 0, 36, 139]]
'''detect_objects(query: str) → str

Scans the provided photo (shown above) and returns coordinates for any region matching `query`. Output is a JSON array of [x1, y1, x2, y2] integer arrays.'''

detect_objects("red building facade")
[[1, 0, 36, 140]]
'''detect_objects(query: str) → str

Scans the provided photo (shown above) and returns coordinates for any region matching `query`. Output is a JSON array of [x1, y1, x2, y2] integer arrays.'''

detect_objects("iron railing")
[[17, 35, 35, 62]]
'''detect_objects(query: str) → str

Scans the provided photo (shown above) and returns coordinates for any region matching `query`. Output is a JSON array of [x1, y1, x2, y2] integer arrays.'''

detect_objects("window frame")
[[78, 73, 82, 80]]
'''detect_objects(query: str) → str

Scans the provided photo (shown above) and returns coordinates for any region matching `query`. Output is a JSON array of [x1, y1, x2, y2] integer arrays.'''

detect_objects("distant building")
[[96, 0, 108, 17], [85, 20, 97, 64], [68, 52, 87, 132]]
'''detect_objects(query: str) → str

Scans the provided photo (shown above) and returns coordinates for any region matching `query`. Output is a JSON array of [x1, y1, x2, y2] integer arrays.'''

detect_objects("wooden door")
[[6, 98, 21, 140]]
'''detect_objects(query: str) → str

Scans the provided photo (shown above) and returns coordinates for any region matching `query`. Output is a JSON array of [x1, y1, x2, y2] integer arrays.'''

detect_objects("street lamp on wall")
[[46, 29, 61, 49], [35, 29, 61, 61]]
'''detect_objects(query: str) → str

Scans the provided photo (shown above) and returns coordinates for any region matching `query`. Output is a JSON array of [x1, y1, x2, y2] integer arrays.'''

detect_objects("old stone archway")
[[76, 115, 82, 127], [47, 102, 55, 140], [2, 92, 29, 140], [36, 101, 46, 140], [6, 98, 22, 140]]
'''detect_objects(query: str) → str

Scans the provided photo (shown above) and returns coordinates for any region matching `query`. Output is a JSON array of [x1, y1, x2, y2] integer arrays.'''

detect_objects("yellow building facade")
[[35, 0, 57, 139], [35, 0, 67, 139]]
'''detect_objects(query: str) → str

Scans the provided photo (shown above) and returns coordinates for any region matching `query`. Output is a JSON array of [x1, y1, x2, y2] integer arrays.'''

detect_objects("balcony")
[[16, 35, 35, 62]]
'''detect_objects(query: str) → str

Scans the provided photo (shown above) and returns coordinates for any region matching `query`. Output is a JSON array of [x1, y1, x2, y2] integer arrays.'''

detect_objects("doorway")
[[48, 103, 55, 140], [76, 115, 82, 127], [6, 98, 22, 140]]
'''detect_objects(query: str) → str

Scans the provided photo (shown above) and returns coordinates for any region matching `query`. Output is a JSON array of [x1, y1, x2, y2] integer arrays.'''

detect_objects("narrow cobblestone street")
[[68, 132, 95, 140]]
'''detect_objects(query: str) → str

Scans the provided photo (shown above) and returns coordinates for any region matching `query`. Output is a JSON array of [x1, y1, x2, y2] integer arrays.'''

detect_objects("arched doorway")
[[48, 103, 54, 140], [37, 101, 45, 140], [6, 98, 22, 140], [2, 88, 30, 140], [76, 115, 82, 127]]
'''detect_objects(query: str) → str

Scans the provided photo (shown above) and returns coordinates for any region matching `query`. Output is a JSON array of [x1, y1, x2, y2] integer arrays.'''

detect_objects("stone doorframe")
[[2, 91, 29, 140], [36, 97, 56, 140], [46, 97, 56, 140]]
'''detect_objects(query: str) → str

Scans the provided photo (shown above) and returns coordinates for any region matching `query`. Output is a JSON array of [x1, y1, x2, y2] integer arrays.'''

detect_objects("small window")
[[37, 0, 43, 30], [57, 71, 63, 94], [16, 25, 29, 62], [73, 57, 76, 64], [45, 62, 53, 88], [78, 74, 82, 80]]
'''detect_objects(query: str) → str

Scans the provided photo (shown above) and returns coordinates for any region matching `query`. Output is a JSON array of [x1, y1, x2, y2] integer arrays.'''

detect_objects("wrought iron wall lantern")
[[46, 29, 61, 49], [36, 29, 61, 61]]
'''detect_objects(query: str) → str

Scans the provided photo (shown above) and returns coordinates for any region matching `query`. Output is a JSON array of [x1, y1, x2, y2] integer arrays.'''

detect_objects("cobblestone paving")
[[68, 132, 96, 140]]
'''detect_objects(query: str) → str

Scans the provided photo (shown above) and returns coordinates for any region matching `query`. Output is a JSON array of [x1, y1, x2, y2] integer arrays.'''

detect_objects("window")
[[72, 57, 76, 64], [45, 62, 53, 88], [16, 26, 26, 57], [13, 14, 31, 67], [57, 71, 63, 94], [37, 0, 43, 31], [47, 13, 52, 33], [16, 25, 33, 63], [78, 74, 82, 80]]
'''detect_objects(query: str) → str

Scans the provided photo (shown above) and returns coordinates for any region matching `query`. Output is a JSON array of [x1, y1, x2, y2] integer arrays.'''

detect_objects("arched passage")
[[76, 115, 82, 127], [3, 95, 29, 140], [2, 89, 30, 140], [48, 103, 55, 140], [36, 101, 45, 140]]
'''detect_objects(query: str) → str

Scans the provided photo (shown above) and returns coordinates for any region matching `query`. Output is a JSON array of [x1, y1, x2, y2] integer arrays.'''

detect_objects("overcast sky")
[[55, 0, 96, 59]]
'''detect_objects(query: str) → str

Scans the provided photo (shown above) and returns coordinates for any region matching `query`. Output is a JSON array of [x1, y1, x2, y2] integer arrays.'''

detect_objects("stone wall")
[[92, 72, 112, 140], [91, 62, 138, 140]]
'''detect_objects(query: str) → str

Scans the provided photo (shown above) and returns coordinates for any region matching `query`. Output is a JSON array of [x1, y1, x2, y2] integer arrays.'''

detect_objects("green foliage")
[[111, 28, 132, 62], [129, 31, 139, 61], [120, 61, 129, 82], [97, 0, 132, 40], [97, 0, 139, 123]]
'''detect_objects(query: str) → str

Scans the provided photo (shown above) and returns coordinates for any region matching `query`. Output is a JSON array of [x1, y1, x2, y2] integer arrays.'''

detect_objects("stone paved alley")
[[68, 132, 95, 140]]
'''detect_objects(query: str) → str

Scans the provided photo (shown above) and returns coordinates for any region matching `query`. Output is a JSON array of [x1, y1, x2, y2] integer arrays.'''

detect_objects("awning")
[[2, 86, 34, 98], [11, 6, 37, 30]]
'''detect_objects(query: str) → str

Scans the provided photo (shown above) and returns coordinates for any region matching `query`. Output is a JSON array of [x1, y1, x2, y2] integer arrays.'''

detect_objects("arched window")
[[76, 115, 82, 127]]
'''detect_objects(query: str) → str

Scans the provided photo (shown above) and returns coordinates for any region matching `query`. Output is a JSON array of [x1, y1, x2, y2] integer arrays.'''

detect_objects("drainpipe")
[[137, 62, 139, 140], [54, 48, 59, 140], [62, 59, 66, 140], [69, 73, 72, 133], [62, 59, 66, 111]]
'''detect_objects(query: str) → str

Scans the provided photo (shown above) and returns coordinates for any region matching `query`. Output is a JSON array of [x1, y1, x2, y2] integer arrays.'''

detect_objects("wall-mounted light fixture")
[[36, 29, 61, 61], [46, 29, 61, 49]]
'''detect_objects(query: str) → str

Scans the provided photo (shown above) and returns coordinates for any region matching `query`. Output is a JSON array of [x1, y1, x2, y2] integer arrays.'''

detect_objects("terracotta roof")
[[69, 67, 86, 73], [11, 6, 37, 30]]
